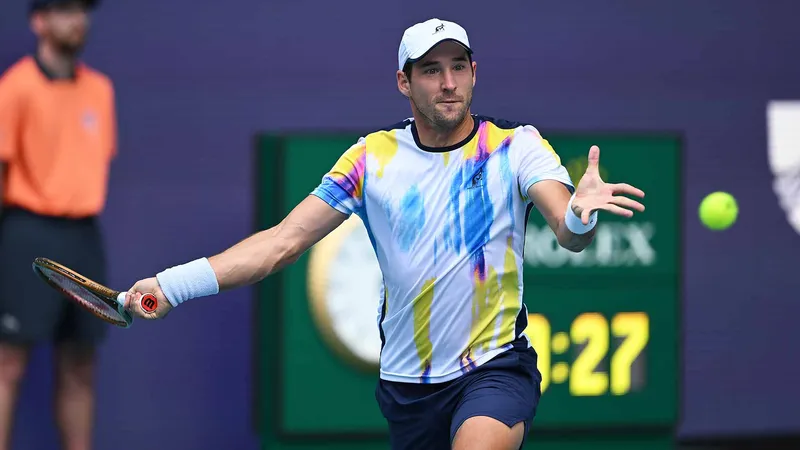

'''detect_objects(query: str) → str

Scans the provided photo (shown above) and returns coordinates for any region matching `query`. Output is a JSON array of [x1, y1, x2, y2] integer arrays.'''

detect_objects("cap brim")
[[30, 0, 99, 13], [405, 38, 472, 66]]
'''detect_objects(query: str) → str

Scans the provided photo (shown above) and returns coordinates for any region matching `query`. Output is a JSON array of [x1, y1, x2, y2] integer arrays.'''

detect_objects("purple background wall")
[[2, 1, 799, 448]]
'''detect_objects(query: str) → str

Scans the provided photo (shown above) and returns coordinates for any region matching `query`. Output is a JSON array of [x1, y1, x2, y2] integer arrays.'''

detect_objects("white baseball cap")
[[397, 18, 472, 71]]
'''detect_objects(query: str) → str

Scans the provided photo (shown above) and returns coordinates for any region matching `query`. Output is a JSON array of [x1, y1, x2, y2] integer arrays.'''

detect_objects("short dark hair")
[[29, 0, 98, 14], [403, 52, 474, 82]]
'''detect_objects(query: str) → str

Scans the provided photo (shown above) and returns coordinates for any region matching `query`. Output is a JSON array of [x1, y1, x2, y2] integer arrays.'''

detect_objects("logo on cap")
[[434, 23, 445, 34]]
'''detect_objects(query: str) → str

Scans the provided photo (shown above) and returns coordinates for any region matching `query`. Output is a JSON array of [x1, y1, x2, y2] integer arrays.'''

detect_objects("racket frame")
[[32, 257, 134, 328]]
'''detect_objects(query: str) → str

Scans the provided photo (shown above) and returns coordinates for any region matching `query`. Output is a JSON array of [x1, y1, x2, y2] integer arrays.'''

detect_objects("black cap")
[[29, 0, 99, 13]]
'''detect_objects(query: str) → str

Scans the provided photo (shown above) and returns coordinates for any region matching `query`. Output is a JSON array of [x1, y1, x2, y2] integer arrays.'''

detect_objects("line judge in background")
[[0, 0, 116, 449]]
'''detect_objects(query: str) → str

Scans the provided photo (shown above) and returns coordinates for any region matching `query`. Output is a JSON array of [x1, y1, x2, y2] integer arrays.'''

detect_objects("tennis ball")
[[699, 191, 738, 231]]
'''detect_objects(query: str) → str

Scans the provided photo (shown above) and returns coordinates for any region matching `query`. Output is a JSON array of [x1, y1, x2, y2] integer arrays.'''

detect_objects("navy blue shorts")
[[0, 208, 108, 346], [375, 344, 542, 450]]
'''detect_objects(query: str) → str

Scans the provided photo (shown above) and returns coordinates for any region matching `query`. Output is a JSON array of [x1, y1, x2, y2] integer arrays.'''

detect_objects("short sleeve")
[[106, 80, 118, 159], [310, 137, 367, 216], [512, 125, 574, 202], [0, 70, 22, 162]]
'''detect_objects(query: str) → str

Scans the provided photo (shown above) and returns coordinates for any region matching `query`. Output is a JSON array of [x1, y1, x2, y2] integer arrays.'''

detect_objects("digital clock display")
[[527, 311, 648, 397]]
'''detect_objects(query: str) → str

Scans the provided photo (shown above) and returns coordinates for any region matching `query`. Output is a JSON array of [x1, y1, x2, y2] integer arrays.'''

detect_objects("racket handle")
[[116, 292, 158, 312], [140, 293, 158, 312]]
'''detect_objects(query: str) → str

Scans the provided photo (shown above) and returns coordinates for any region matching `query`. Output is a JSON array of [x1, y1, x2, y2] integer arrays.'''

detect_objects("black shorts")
[[375, 343, 542, 450], [0, 207, 108, 346]]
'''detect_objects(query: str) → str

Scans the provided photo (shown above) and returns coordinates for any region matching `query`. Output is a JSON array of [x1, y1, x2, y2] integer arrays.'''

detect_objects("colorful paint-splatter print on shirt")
[[311, 115, 574, 384]]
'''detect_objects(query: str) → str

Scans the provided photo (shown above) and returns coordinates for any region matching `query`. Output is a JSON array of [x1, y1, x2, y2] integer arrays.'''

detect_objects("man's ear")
[[397, 70, 411, 98], [30, 11, 46, 37], [471, 60, 477, 88]]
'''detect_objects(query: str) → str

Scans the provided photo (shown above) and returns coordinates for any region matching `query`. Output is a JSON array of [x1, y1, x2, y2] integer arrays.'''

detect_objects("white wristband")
[[156, 258, 220, 308], [565, 194, 598, 234]]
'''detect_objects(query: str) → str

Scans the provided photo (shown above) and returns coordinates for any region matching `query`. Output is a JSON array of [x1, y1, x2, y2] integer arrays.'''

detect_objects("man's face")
[[399, 41, 477, 132], [33, 1, 91, 54]]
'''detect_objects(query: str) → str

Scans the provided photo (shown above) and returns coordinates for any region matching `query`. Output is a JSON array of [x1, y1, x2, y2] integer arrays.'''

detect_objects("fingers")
[[122, 291, 133, 310], [609, 195, 645, 213], [578, 196, 644, 222], [124, 292, 149, 320], [124, 278, 165, 320], [123, 291, 140, 317], [586, 145, 600, 174], [125, 280, 146, 308], [597, 203, 634, 218], [610, 183, 645, 198], [123, 291, 140, 313]]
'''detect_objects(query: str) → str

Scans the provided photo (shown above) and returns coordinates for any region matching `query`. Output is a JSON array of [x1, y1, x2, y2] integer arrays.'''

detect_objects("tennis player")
[[125, 18, 645, 450]]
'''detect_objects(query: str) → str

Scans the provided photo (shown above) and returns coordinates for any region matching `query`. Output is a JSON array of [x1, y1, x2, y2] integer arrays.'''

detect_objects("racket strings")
[[40, 267, 124, 324]]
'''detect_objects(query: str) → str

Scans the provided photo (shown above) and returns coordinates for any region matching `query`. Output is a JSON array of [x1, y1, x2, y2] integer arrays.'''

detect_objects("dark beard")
[[55, 41, 83, 57], [412, 95, 472, 132], [53, 35, 85, 57]]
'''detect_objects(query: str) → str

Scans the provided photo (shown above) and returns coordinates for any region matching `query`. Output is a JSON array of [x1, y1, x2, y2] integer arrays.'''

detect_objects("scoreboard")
[[254, 131, 681, 448], [520, 135, 680, 431]]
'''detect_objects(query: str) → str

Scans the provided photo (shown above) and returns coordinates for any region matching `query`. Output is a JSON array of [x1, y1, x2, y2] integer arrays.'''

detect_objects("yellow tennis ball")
[[699, 191, 738, 230]]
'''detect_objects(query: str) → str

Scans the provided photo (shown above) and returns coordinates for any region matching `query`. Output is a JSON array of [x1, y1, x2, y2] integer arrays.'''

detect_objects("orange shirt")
[[0, 55, 116, 218]]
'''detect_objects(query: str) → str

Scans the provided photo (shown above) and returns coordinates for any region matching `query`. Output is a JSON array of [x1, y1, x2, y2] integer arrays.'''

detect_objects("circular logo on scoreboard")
[[767, 101, 800, 236], [306, 215, 383, 371]]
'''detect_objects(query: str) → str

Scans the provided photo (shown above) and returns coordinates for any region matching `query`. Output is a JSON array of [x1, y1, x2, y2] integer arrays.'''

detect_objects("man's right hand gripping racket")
[[32, 257, 158, 328]]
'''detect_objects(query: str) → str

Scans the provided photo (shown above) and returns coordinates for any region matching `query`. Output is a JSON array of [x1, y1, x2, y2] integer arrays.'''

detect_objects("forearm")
[[528, 181, 597, 253], [556, 195, 598, 252], [556, 219, 596, 252], [154, 195, 346, 308], [208, 221, 301, 291]]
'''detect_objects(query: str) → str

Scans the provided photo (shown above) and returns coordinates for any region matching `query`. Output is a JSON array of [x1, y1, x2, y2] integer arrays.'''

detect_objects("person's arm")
[[527, 180, 595, 253], [105, 78, 118, 159], [209, 195, 347, 290], [513, 125, 591, 252], [125, 138, 369, 317], [0, 67, 22, 215]]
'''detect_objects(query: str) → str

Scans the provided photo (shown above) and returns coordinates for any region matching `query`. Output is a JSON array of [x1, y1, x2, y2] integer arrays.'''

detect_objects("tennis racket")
[[31, 257, 158, 328]]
